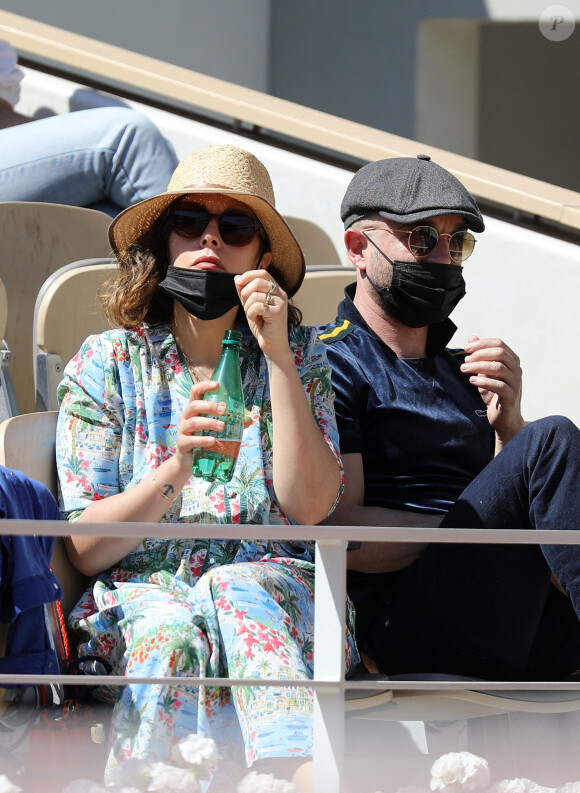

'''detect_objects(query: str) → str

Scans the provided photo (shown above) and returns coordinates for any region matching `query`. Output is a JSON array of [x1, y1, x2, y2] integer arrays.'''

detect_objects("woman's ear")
[[344, 229, 368, 272], [258, 251, 273, 269]]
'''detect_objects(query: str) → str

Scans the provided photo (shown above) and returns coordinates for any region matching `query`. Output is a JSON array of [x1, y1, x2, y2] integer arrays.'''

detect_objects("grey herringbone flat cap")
[[341, 154, 485, 233]]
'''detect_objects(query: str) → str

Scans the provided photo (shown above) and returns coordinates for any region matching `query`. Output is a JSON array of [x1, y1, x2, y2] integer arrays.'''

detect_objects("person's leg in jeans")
[[352, 541, 579, 679], [354, 415, 580, 679], [0, 106, 178, 212], [444, 415, 580, 617]]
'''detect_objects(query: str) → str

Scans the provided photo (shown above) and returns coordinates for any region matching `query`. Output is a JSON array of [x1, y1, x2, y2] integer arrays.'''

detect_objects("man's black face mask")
[[363, 233, 466, 328]]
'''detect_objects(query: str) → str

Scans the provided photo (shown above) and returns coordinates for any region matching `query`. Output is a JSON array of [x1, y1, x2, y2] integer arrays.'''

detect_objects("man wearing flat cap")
[[320, 154, 580, 680]]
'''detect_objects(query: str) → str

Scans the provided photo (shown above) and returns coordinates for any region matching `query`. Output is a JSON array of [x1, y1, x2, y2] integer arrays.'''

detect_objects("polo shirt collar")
[[337, 283, 457, 357]]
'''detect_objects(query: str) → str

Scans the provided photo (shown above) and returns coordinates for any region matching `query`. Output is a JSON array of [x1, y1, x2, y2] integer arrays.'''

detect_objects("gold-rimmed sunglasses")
[[361, 225, 476, 263]]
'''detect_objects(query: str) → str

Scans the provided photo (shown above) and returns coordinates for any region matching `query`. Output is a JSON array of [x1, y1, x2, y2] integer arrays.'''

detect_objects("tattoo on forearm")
[[152, 474, 176, 502]]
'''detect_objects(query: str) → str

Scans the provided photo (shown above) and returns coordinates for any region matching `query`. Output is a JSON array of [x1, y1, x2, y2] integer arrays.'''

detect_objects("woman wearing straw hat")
[[56, 144, 359, 790]]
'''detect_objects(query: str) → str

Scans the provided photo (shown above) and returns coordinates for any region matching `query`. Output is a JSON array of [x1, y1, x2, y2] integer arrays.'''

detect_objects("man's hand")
[[461, 335, 525, 452]]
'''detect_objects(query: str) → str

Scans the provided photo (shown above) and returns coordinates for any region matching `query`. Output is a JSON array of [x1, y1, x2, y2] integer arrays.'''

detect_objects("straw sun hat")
[[109, 144, 306, 297]]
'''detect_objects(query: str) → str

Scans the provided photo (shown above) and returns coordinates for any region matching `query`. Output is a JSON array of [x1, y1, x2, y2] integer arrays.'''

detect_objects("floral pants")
[[72, 557, 359, 779]]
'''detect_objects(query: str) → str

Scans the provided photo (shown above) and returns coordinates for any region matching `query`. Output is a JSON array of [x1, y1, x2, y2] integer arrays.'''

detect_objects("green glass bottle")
[[191, 329, 245, 483]]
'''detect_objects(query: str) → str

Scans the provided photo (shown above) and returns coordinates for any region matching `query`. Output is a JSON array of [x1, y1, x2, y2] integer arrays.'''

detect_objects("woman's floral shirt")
[[56, 321, 343, 580]]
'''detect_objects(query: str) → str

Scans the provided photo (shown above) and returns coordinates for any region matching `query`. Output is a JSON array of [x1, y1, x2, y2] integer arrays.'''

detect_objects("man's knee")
[[91, 106, 157, 142], [117, 108, 160, 139], [525, 415, 579, 447], [82, 106, 168, 150]]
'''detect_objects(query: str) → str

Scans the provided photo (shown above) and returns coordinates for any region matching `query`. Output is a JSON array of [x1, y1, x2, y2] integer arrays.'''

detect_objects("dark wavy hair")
[[99, 199, 303, 329]]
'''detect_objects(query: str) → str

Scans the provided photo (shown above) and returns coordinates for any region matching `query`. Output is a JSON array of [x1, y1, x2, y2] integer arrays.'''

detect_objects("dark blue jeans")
[[349, 416, 580, 680]]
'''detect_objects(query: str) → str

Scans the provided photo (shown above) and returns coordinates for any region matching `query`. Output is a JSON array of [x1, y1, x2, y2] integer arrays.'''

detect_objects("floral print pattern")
[[56, 322, 357, 778]]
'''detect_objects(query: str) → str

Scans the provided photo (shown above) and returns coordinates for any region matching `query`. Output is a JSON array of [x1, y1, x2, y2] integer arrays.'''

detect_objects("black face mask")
[[158, 266, 240, 320], [364, 235, 466, 328]]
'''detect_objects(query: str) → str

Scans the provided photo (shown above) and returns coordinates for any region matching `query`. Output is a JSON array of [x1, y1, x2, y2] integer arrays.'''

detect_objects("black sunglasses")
[[170, 203, 263, 247], [362, 225, 476, 263]]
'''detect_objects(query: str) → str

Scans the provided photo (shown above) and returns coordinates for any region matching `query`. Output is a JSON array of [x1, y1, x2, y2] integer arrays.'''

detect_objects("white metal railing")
[[2, 520, 580, 792]]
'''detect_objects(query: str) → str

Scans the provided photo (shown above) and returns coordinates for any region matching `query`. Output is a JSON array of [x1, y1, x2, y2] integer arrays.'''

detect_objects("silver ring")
[[267, 279, 276, 294], [264, 292, 274, 307]]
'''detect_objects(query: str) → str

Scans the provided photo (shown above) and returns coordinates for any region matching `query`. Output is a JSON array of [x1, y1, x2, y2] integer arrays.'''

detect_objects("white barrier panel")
[[3, 520, 580, 793]]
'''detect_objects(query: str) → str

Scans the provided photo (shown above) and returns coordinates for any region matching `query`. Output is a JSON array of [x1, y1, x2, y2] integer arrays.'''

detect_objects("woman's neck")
[[170, 302, 238, 375]]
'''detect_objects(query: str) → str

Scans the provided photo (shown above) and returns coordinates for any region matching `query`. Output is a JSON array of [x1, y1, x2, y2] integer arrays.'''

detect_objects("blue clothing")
[[319, 285, 494, 515], [0, 107, 178, 216], [0, 466, 62, 676], [320, 286, 580, 680]]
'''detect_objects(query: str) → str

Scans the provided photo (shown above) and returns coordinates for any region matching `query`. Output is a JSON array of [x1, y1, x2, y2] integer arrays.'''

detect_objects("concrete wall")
[[0, 0, 272, 92], [479, 22, 580, 191], [416, 21, 481, 161], [484, 0, 580, 19], [416, 20, 580, 191], [268, 0, 486, 139]]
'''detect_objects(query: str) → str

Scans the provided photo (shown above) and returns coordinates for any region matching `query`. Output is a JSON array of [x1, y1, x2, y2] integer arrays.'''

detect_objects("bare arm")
[[236, 269, 341, 524], [66, 455, 190, 576], [323, 453, 440, 572], [268, 349, 341, 524]]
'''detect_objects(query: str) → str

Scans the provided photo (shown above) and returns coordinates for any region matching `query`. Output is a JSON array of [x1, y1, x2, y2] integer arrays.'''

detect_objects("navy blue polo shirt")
[[319, 285, 494, 515]]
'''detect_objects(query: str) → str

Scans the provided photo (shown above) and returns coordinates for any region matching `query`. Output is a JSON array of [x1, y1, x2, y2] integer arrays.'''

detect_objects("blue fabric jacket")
[[0, 465, 62, 676]]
